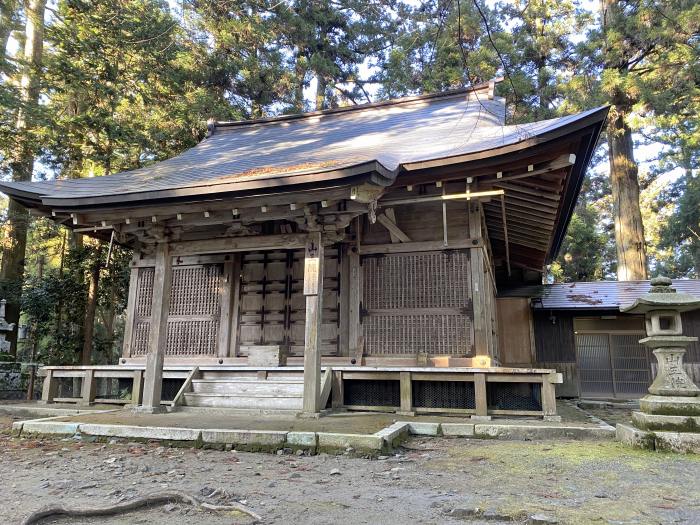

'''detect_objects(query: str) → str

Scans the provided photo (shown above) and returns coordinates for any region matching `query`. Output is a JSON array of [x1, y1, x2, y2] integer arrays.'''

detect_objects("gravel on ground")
[[2, 414, 699, 524]]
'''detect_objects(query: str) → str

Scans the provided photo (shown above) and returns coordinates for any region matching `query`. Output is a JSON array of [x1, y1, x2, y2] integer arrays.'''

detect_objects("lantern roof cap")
[[621, 276, 700, 314]]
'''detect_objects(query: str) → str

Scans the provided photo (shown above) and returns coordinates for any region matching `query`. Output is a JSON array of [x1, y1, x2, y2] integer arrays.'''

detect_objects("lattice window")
[[363, 314, 471, 355], [363, 251, 470, 309], [169, 265, 221, 316], [362, 251, 472, 356]]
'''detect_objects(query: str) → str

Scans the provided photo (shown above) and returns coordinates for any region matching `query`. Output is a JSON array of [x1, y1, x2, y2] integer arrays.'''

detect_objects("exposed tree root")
[[21, 490, 262, 524]]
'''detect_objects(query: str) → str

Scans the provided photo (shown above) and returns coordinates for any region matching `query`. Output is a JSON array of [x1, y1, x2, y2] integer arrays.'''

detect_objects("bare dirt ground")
[[2, 414, 700, 525]]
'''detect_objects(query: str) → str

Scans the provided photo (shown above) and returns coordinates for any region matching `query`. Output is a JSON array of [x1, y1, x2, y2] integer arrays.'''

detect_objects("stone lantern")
[[0, 299, 15, 354], [617, 277, 700, 452]]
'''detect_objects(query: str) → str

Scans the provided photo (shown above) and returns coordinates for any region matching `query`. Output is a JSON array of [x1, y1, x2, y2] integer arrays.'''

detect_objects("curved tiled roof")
[[0, 87, 607, 208]]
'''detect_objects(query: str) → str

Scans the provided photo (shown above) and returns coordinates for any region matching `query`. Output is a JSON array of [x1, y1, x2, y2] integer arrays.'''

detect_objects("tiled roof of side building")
[[501, 280, 700, 310]]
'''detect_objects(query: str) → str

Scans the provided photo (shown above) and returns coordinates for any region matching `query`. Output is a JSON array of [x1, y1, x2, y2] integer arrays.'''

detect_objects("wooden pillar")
[[541, 373, 559, 421], [473, 373, 489, 419], [468, 201, 489, 357], [217, 257, 236, 358], [331, 370, 344, 409], [348, 247, 361, 359], [80, 369, 96, 405], [140, 242, 172, 412], [302, 232, 324, 414], [399, 371, 413, 415], [39, 369, 57, 404], [131, 369, 144, 405]]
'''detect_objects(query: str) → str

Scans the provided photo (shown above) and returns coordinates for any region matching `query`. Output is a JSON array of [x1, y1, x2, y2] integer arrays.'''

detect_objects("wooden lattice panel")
[[135, 268, 154, 317], [130, 268, 155, 356], [363, 251, 470, 309], [169, 265, 221, 316], [363, 314, 472, 356], [362, 251, 473, 356], [130, 264, 223, 357]]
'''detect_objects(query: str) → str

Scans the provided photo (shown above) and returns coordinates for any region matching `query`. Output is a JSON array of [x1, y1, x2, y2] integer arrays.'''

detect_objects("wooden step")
[[183, 392, 303, 410], [191, 379, 304, 396]]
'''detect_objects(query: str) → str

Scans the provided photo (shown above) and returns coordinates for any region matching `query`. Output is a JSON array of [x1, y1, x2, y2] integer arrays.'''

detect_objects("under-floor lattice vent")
[[161, 378, 185, 402], [412, 381, 475, 409], [344, 379, 400, 407], [487, 382, 542, 411]]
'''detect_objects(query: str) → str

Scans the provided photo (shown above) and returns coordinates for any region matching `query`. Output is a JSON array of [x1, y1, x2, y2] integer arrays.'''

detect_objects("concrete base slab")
[[470, 415, 491, 421]]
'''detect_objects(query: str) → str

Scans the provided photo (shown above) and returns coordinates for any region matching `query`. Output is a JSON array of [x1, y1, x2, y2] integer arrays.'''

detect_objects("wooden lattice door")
[[576, 332, 651, 398], [236, 248, 340, 357], [361, 250, 473, 356]]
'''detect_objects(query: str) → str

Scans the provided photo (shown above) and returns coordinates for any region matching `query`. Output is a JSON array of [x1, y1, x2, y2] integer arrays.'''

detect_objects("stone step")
[[183, 392, 303, 410], [191, 379, 304, 396]]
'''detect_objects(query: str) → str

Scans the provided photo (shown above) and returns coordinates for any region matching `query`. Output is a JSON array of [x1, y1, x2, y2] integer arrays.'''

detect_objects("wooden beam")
[[384, 208, 400, 243], [500, 195, 511, 277], [359, 238, 479, 255], [140, 242, 173, 412], [493, 182, 560, 201], [302, 232, 324, 414], [377, 212, 411, 243], [170, 233, 307, 257], [380, 189, 504, 207]]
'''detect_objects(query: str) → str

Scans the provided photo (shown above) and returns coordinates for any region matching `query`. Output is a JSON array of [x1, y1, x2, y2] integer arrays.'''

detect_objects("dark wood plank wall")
[[533, 310, 576, 362]]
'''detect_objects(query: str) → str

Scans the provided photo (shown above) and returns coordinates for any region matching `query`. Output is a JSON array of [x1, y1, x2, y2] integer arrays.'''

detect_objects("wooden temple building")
[[0, 81, 608, 419]]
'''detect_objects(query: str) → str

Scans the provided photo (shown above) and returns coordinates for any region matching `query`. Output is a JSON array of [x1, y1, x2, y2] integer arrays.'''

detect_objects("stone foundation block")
[[441, 423, 475, 437], [201, 429, 287, 447], [639, 395, 700, 417], [317, 432, 384, 451], [21, 421, 81, 436], [79, 424, 201, 442], [632, 411, 700, 432], [374, 422, 409, 443], [616, 424, 655, 450], [404, 422, 441, 436], [476, 424, 614, 441], [654, 431, 700, 454], [286, 431, 318, 448]]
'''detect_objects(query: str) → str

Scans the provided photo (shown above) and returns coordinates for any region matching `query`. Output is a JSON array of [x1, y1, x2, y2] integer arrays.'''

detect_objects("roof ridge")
[[212, 81, 501, 131]]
